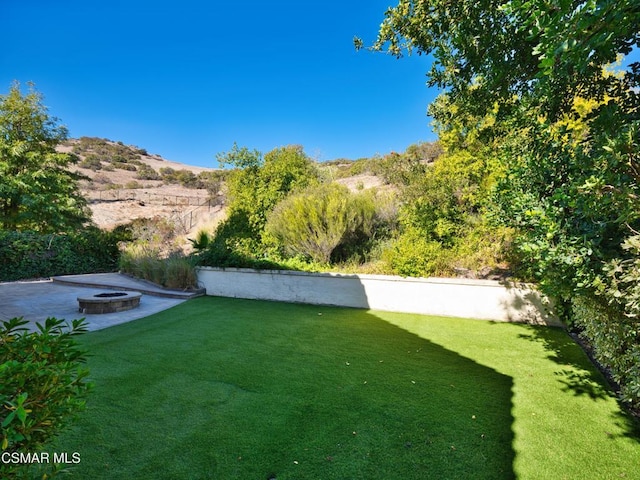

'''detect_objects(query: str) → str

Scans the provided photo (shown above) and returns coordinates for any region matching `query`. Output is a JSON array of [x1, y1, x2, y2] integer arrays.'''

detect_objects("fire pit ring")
[[77, 291, 142, 314]]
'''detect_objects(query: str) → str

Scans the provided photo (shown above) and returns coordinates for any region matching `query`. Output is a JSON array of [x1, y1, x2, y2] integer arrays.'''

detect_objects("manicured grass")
[[53, 297, 639, 479]]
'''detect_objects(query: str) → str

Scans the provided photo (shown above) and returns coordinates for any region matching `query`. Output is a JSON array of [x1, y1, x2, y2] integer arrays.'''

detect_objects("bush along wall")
[[0, 228, 120, 281]]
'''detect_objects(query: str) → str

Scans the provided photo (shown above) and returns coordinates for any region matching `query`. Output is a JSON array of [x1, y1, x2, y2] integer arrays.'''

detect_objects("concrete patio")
[[0, 273, 204, 331]]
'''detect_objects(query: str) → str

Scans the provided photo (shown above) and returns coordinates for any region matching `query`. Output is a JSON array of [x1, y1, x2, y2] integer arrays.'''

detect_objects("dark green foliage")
[[366, 0, 639, 121], [203, 145, 320, 264], [366, 0, 640, 407], [0, 228, 120, 281], [195, 242, 285, 270], [188, 230, 211, 252], [572, 296, 640, 406], [1, 316, 91, 479], [0, 83, 91, 232], [198, 210, 265, 265], [488, 103, 640, 405]]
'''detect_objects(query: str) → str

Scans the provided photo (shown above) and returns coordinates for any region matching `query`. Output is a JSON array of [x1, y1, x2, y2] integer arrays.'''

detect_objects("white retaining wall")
[[196, 267, 560, 326]]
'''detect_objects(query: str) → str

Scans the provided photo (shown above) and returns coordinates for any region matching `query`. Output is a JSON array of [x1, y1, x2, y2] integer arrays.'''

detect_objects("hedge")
[[0, 229, 120, 282]]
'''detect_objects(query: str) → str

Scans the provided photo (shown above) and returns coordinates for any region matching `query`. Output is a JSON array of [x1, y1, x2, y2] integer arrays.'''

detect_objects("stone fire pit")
[[78, 291, 142, 314]]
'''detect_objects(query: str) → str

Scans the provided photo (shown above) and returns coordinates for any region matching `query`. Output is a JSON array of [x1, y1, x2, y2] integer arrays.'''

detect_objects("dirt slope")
[[58, 138, 223, 232]]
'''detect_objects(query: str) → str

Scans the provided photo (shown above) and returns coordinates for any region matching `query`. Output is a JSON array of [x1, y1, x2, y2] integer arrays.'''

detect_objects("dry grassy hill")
[[59, 137, 401, 243], [58, 137, 226, 233]]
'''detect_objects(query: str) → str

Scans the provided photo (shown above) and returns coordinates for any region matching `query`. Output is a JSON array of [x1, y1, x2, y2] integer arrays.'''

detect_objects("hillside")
[[60, 137, 393, 232], [58, 137, 226, 232]]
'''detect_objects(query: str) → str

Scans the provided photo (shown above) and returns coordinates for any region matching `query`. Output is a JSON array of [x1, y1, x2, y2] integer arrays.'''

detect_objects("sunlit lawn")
[[53, 297, 639, 479]]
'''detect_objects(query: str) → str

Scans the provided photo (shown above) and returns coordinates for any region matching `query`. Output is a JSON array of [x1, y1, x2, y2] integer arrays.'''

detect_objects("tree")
[[363, 0, 640, 406], [360, 0, 639, 121], [0, 82, 90, 232], [203, 144, 320, 263]]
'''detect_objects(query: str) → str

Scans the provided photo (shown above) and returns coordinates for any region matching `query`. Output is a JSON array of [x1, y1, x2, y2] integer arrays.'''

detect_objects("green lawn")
[[52, 297, 639, 479]]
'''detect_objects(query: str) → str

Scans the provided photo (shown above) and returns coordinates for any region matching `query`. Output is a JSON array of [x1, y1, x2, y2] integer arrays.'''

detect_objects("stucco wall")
[[196, 267, 560, 326]]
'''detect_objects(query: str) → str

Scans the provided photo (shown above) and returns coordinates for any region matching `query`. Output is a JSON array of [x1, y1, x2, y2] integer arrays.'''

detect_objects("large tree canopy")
[[362, 1, 640, 407], [362, 0, 639, 119], [0, 83, 90, 232]]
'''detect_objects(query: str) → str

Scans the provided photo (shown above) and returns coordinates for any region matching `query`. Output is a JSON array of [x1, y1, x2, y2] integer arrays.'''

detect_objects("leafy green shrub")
[[381, 227, 449, 277], [200, 211, 264, 265], [0, 228, 120, 281], [203, 144, 320, 266], [111, 154, 128, 163], [448, 224, 515, 274], [159, 167, 200, 187], [174, 170, 198, 188], [0, 84, 91, 233], [188, 230, 211, 252], [1, 317, 91, 479], [602, 235, 640, 318], [569, 234, 640, 407], [572, 296, 640, 407], [266, 184, 376, 264]]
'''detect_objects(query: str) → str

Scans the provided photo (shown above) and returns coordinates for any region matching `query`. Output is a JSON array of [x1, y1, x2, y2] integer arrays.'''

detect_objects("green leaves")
[[0, 82, 91, 232], [369, 0, 639, 121], [1, 316, 91, 478], [367, 0, 640, 407], [204, 145, 320, 264], [0, 228, 121, 282]]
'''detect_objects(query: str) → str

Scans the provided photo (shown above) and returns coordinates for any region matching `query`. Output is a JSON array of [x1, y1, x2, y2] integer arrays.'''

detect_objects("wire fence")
[[86, 189, 212, 207], [170, 202, 224, 233]]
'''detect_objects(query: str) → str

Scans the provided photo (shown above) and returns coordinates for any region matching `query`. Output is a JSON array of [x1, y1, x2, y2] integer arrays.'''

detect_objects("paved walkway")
[[0, 273, 204, 332]]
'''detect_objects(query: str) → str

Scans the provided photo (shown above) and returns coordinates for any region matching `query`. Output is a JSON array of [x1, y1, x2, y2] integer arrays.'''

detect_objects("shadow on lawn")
[[52, 297, 518, 480], [314, 308, 518, 480], [209, 300, 519, 479], [517, 326, 611, 401], [516, 325, 640, 443]]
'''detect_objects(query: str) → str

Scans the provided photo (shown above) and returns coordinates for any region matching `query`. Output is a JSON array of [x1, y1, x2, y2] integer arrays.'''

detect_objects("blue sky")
[[2, 1, 438, 167]]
